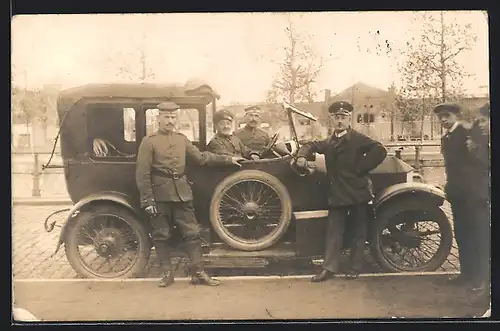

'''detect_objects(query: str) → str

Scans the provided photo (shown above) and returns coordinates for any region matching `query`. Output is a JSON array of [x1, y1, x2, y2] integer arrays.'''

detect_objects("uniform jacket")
[[136, 130, 232, 207], [207, 133, 258, 159], [442, 122, 489, 201], [297, 128, 387, 208], [234, 126, 271, 152]]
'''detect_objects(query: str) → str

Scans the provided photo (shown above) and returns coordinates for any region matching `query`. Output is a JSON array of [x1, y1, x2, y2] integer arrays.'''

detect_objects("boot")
[[158, 270, 175, 287], [190, 270, 220, 286], [154, 240, 174, 288], [185, 240, 219, 286], [311, 269, 334, 282]]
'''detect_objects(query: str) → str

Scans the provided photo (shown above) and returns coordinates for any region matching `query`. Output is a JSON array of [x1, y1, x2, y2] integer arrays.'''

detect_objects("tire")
[[370, 198, 453, 273], [65, 204, 151, 279], [210, 170, 292, 251]]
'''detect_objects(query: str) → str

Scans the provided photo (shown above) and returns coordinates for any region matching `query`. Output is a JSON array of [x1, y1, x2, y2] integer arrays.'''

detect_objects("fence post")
[[32, 153, 41, 197], [414, 145, 422, 173]]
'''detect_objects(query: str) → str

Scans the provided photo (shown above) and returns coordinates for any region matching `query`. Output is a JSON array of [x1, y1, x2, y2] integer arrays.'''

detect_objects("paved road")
[[13, 275, 489, 321]]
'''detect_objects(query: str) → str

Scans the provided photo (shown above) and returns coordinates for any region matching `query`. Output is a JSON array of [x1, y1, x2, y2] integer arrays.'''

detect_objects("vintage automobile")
[[43, 82, 453, 279]]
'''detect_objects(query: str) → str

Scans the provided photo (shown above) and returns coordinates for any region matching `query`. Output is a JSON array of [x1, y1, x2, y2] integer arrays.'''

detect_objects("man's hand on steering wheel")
[[259, 132, 280, 157]]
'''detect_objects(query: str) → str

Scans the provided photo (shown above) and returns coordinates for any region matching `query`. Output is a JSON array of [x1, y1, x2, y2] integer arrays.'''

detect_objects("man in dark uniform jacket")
[[434, 103, 490, 293], [296, 101, 387, 282], [234, 105, 271, 152], [207, 109, 260, 160], [136, 101, 244, 287]]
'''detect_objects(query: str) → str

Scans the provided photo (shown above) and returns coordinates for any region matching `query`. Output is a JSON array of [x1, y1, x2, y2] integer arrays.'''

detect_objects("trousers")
[[449, 197, 490, 284], [149, 201, 203, 273], [322, 203, 368, 273]]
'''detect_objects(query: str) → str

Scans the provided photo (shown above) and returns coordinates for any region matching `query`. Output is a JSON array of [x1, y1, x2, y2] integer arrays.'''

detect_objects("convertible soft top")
[[57, 82, 220, 115]]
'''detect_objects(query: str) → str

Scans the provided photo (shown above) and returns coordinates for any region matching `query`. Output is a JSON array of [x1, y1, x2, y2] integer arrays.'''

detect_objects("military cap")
[[157, 101, 180, 112], [328, 101, 353, 115], [479, 103, 490, 117], [433, 103, 461, 115], [213, 109, 234, 124], [244, 105, 261, 114]]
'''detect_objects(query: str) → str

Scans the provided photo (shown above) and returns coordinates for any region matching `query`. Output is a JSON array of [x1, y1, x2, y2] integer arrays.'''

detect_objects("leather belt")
[[156, 172, 185, 180]]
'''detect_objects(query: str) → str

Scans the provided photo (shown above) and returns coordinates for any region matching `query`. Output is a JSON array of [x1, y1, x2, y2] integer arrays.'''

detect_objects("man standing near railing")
[[433, 103, 490, 297]]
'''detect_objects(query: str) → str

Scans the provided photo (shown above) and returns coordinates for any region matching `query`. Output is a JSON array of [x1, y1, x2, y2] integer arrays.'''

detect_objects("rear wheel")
[[210, 170, 292, 251], [65, 204, 151, 279], [370, 199, 453, 273]]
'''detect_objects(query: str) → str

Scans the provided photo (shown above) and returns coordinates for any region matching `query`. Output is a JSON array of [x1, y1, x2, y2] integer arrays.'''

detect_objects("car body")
[[43, 82, 453, 279]]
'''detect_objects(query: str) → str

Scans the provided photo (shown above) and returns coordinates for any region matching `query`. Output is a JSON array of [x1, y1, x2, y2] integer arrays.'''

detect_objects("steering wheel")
[[259, 132, 280, 157]]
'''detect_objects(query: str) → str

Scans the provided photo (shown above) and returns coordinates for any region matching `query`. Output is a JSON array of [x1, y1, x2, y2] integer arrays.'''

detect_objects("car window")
[[87, 104, 137, 159], [145, 108, 200, 142]]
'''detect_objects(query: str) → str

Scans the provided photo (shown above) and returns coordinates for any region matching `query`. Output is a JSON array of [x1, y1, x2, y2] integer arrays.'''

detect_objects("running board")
[[293, 210, 328, 220]]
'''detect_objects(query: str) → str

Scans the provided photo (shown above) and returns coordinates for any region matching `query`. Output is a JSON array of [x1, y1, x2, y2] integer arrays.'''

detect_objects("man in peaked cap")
[[296, 101, 387, 282], [207, 109, 260, 160], [136, 101, 245, 288], [234, 105, 272, 153], [433, 102, 490, 296]]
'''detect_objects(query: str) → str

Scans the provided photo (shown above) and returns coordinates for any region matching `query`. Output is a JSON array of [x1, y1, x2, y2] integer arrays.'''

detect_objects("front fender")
[[53, 191, 141, 255], [374, 182, 446, 210]]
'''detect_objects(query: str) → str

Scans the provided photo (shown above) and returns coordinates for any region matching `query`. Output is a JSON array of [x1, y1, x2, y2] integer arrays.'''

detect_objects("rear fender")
[[374, 182, 446, 212], [53, 191, 142, 255]]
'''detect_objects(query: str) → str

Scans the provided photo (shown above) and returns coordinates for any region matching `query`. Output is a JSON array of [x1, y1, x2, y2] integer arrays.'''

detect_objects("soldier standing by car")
[[207, 109, 260, 160], [433, 103, 490, 295], [136, 101, 245, 288], [295, 101, 387, 281]]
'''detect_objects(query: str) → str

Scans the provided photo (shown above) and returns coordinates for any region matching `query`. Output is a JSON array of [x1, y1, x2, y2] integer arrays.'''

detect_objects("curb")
[[14, 271, 459, 283], [12, 199, 73, 206]]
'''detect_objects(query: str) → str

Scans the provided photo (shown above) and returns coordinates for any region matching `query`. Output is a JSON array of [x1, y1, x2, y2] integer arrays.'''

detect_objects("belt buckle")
[[172, 173, 180, 180]]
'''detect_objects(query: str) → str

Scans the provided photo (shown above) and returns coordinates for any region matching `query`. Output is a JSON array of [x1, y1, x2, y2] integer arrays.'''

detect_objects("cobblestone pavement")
[[12, 203, 460, 279]]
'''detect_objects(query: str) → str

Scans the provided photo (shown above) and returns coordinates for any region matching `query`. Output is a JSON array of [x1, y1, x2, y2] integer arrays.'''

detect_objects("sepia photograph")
[[11, 11, 490, 322]]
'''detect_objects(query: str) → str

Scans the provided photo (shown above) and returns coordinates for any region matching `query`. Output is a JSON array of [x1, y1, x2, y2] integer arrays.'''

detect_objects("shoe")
[[344, 269, 360, 280], [158, 271, 174, 288], [311, 269, 334, 282], [190, 271, 220, 286]]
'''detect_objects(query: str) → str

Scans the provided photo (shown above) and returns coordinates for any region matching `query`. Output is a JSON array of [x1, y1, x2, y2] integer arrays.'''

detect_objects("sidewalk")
[[13, 275, 490, 321]]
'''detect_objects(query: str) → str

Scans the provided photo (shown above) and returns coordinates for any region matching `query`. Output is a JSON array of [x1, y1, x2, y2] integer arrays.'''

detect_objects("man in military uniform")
[[234, 105, 271, 153], [136, 101, 245, 288], [207, 109, 260, 160], [295, 101, 387, 282], [433, 103, 490, 294]]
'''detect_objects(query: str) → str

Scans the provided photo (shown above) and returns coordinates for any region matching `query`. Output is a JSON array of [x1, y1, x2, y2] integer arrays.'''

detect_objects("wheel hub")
[[242, 202, 260, 220], [95, 228, 124, 257]]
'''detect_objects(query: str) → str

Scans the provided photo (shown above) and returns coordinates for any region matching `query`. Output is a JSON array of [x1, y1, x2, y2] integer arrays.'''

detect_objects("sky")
[[11, 11, 489, 105]]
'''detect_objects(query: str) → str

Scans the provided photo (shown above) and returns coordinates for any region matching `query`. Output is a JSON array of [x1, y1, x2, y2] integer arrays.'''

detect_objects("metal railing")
[[12, 143, 445, 198]]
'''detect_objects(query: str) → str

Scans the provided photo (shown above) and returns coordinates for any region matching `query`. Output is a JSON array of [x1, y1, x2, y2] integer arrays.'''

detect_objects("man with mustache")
[[136, 101, 245, 288], [234, 105, 272, 153], [295, 101, 387, 281], [433, 103, 490, 296], [207, 109, 260, 160]]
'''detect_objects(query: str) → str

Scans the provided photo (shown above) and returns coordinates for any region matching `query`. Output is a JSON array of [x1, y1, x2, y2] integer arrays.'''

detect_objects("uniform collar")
[[244, 125, 259, 132], [216, 132, 232, 139], [335, 129, 348, 138], [445, 121, 459, 135]]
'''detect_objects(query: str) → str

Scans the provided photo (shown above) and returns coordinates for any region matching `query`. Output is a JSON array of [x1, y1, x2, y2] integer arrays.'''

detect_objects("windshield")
[[282, 101, 318, 121]]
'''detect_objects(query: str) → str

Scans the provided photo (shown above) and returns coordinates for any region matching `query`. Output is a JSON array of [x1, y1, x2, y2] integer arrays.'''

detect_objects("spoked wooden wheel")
[[65, 205, 151, 279], [371, 199, 453, 272], [210, 170, 292, 251]]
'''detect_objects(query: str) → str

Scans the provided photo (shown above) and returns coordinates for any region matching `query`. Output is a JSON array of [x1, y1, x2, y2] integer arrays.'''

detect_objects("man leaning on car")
[[295, 101, 387, 282], [135, 101, 245, 288]]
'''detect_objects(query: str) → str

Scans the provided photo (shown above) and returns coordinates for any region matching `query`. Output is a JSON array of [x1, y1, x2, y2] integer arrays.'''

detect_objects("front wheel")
[[370, 199, 453, 273], [64, 204, 151, 279]]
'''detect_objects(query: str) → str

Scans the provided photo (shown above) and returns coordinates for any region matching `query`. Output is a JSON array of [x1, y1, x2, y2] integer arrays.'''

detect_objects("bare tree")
[[268, 14, 324, 104], [396, 11, 478, 138], [105, 33, 159, 82]]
